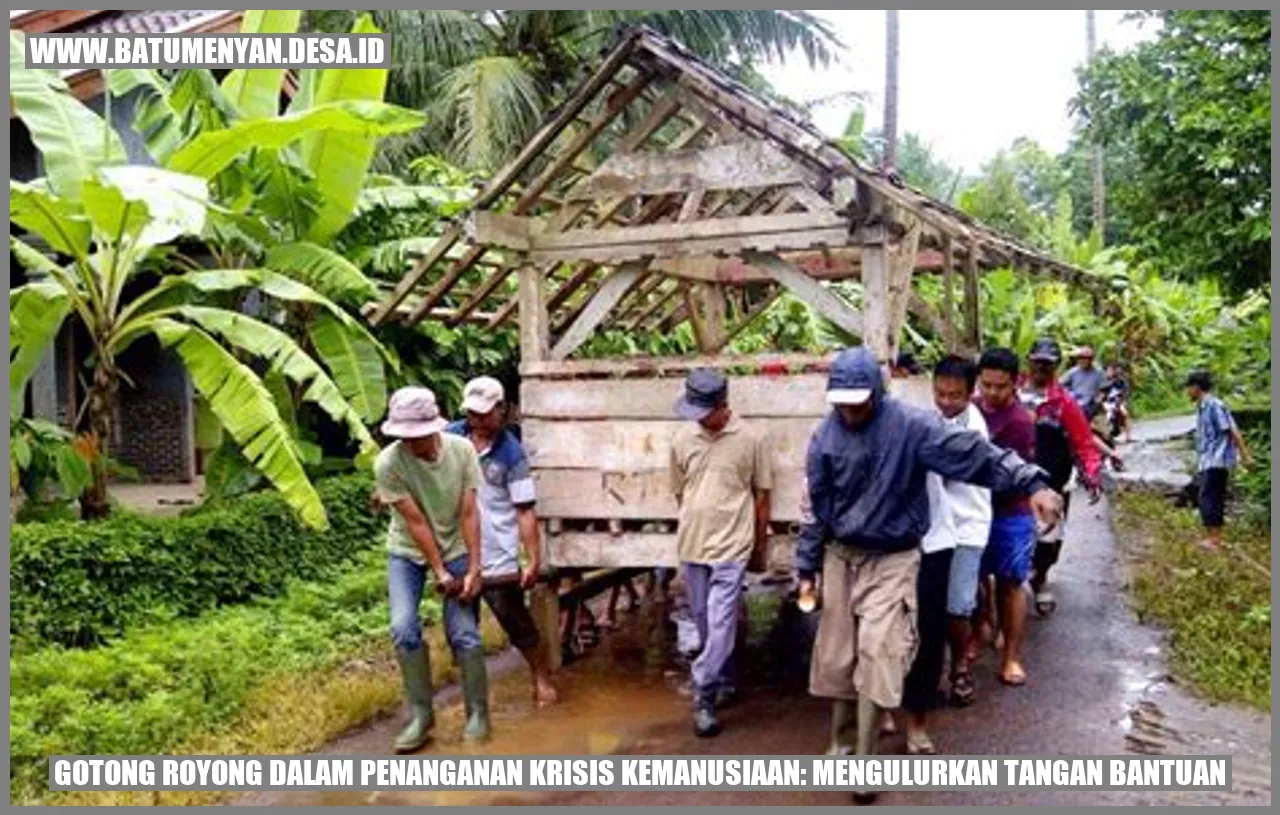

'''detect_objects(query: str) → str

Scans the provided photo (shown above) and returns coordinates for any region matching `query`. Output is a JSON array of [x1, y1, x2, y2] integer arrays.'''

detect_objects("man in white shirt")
[[901, 355, 993, 755]]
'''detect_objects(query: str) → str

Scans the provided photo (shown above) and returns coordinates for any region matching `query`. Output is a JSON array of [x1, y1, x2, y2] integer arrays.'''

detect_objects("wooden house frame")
[[370, 27, 1093, 653]]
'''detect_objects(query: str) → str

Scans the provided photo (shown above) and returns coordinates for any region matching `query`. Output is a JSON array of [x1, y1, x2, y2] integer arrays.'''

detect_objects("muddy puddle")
[[235, 576, 815, 807]]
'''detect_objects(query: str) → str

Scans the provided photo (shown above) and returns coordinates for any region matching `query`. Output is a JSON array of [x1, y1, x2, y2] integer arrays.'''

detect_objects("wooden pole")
[[518, 263, 550, 363], [962, 243, 982, 352], [941, 234, 958, 352]]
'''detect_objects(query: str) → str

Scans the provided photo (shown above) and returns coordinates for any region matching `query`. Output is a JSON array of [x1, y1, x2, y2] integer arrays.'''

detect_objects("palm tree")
[[882, 10, 900, 172], [304, 10, 844, 171], [1085, 10, 1106, 241]]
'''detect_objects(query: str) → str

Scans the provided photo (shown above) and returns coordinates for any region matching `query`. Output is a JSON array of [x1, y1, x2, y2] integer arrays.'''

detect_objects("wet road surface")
[[237, 423, 1270, 806]]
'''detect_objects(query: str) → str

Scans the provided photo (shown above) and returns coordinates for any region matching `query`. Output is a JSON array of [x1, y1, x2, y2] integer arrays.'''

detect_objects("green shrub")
[[8, 549, 423, 803], [10, 474, 381, 650]]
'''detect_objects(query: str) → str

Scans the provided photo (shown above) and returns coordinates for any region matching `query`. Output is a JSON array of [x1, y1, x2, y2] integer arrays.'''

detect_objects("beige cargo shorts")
[[809, 545, 921, 709]]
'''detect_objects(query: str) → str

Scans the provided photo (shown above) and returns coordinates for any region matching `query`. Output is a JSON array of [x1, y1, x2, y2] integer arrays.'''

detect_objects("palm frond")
[[435, 55, 545, 171]]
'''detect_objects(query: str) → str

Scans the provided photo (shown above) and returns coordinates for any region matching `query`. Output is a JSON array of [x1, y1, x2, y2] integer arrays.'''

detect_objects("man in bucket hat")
[[446, 376, 559, 709], [796, 347, 1061, 802], [374, 386, 490, 751], [669, 369, 773, 738]]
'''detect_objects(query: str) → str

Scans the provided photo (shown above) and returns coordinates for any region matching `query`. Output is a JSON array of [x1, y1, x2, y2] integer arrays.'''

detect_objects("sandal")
[[1034, 590, 1057, 617], [949, 671, 976, 707]]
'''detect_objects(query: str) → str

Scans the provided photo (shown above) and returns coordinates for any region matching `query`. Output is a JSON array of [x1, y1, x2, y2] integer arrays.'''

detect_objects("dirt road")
[[238, 422, 1270, 806]]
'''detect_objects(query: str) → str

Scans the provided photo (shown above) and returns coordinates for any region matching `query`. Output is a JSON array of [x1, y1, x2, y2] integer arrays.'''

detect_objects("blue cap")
[[827, 347, 881, 405], [673, 369, 728, 420]]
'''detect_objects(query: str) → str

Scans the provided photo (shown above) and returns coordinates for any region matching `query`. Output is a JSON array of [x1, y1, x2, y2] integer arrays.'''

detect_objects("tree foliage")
[[1076, 10, 1271, 292], [304, 10, 842, 171]]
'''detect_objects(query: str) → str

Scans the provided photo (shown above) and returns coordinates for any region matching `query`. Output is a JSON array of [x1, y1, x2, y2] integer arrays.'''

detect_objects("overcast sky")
[[762, 10, 1157, 172]]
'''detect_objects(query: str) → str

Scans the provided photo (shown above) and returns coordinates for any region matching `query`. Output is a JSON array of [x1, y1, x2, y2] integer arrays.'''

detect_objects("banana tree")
[[9, 33, 412, 527], [108, 14, 424, 427]]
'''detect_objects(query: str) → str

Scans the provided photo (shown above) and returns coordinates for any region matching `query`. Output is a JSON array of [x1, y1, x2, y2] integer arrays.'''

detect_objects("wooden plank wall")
[[521, 372, 934, 532]]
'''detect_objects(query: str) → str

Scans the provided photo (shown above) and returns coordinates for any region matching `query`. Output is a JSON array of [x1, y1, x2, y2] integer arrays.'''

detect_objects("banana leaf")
[[166, 100, 425, 181], [220, 10, 302, 120], [9, 283, 70, 417], [301, 14, 402, 242], [265, 241, 378, 305], [147, 317, 327, 529], [9, 32, 127, 200]]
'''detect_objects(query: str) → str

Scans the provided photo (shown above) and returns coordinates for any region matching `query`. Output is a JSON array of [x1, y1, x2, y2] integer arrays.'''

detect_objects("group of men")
[[366, 336, 1248, 793]]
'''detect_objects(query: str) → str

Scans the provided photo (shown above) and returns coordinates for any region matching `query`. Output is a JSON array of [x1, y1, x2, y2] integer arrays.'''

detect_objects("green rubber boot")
[[458, 648, 491, 743], [393, 646, 435, 753], [853, 697, 881, 803]]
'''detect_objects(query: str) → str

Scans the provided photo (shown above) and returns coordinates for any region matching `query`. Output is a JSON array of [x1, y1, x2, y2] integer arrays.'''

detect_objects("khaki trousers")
[[809, 546, 921, 709]]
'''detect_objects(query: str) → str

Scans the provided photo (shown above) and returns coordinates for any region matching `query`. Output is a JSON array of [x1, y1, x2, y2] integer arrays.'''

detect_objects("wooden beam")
[[963, 241, 982, 352], [524, 211, 849, 266], [941, 234, 957, 352], [748, 252, 863, 340], [625, 281, 682, 332], [573, 140, 807, 199], [518, 264, 550, 362], [682, 280, 730, 353], [883, 219, 922, 364], [721, 286, 783, 346], [860, 243, 892, 362], [368, 224, 462, 325], [549, 262, 648, 361]]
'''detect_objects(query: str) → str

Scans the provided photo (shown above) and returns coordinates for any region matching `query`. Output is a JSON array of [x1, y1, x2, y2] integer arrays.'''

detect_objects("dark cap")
[[1028, 337, 1062, 364], [673, 369, 728, 421]]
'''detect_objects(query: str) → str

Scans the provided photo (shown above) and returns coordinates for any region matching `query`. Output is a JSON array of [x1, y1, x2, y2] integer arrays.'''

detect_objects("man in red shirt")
[[1020, 338, 1103, 616]]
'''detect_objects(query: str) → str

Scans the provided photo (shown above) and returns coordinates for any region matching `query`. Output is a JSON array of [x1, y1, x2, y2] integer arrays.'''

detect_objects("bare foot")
[[533, 676, 559, 708], [998, 661, 1027, 686], [1196, 538, 1222, 553]]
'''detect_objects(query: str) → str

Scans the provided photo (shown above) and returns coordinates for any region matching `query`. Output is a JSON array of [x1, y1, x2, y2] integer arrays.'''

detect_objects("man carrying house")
[[901, 354, 993, 756], [374, 386, 491, 752], [670, 369, 773, 738], [1021, 338, 1103, 617], [796, 347, 1059, 801], [447, 376, 559, 709]]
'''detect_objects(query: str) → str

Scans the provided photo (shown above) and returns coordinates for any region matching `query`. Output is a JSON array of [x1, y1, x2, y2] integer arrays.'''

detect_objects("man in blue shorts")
[[975, 348, 1038, 687]]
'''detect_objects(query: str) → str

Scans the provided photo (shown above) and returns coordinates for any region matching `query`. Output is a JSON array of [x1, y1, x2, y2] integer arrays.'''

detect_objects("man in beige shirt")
[[669, 369, 772, 738]]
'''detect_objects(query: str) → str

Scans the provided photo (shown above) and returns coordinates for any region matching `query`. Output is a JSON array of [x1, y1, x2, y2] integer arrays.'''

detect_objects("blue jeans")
[[388, 554, 482, 654], [946, 546, 984, 617]]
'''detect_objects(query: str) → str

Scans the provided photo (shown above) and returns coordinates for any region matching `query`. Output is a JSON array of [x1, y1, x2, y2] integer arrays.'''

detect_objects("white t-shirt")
[[922, 403, 994, 553]]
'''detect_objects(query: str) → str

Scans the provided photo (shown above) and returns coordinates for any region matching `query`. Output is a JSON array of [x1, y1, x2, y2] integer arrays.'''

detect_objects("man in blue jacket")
[[797, 348, 1061, 798]]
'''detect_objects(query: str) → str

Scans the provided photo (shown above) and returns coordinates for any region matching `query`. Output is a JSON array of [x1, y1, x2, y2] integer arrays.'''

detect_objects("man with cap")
[[1021, 338, 1103, 617], [374, 386, 490, 751], [669, 369, 773, 738], [1060, 345, 1105, 419], [446, 376, 559, 708], [796, 347, 1060, 800]]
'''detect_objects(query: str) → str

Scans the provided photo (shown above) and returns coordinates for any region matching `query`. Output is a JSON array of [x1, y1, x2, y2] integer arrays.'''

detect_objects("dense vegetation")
[[10, 475, 380, 650], [6, 10, 1270, 793]]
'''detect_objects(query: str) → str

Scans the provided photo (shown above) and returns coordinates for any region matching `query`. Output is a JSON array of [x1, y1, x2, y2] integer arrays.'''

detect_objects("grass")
[[1112, 491, 1272, 711], [14, 550, 510, 807]]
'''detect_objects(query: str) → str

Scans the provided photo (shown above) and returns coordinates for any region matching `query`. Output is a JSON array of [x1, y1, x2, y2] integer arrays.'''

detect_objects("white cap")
[[460, 376, 505, 415], [826, 388, 873, 405]]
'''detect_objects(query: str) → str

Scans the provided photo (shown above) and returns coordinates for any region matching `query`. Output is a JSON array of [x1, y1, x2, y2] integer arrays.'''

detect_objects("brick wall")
[[112, 338, 195, 483]]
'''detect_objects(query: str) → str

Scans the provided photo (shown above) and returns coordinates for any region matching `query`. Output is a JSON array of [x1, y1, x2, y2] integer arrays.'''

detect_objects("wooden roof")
[[369, 26, 1094, 345]]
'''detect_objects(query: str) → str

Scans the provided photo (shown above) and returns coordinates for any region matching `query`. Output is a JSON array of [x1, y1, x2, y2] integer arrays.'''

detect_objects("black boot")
[[692, 688, 721, 738]]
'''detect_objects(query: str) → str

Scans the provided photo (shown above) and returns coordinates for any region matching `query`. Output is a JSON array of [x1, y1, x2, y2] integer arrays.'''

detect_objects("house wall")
[[112, 336, 196, 484]]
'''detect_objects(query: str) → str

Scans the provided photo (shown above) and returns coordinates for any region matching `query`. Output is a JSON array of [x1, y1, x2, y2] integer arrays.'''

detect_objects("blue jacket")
[[796, 348, 1048, 577]]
